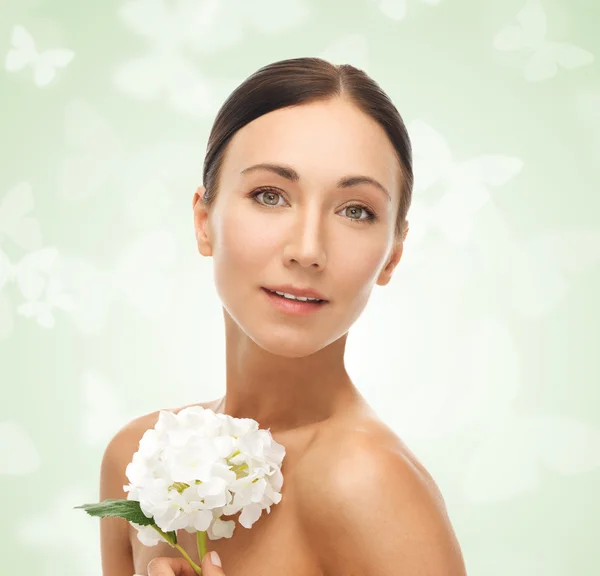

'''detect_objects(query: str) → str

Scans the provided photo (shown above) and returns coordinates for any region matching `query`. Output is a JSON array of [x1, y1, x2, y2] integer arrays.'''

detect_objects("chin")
[[222, 295, 355, 358], [251, 331, 329, 359]]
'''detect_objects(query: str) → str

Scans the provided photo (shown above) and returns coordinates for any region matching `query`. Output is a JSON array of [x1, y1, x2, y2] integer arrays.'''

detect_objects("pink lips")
[[261, 288, 328, 316], [262, 284, 327, 301]]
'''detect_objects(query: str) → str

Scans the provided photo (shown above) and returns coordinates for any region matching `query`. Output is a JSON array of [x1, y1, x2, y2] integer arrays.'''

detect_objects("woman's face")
[[193, 97, 405, 358]]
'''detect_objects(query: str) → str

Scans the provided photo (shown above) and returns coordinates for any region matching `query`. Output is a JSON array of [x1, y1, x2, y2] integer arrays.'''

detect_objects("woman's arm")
[[99, 421, 140, 576]]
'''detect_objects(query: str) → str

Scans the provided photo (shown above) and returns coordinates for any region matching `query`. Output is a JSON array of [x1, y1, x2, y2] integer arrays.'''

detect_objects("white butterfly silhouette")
[[408, 119, 523, 246], [0, 246, 58, 300], [372, 0, 442, 22], [0, 421, 41, 475], [0, 182, 42, 250], [0, 246, 74, 331], [17, 273, 75, 328], [57, 229, 177, 335], [5, 24, 74, 86], [494, 0, 594, 82]]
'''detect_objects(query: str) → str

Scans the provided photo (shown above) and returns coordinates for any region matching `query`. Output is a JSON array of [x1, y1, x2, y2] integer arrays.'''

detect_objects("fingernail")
[[210, 551, 222, 567]]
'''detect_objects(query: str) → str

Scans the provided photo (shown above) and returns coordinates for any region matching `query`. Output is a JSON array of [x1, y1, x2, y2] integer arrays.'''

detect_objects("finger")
[[147, 556, 199, 576], [201, 550, 226, 575]]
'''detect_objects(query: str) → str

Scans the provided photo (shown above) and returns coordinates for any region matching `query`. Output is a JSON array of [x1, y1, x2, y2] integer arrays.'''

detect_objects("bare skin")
[[191, 96, 406, 436], [126, 396, 429, 575], [101, 96, 466, 575]]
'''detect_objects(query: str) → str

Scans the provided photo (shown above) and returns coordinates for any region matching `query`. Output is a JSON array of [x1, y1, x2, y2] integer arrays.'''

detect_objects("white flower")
[[123, 406, 286, 545]]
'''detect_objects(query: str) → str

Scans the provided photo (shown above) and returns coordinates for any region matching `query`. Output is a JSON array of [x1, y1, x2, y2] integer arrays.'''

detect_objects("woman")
[[100, 56, 467, 576]]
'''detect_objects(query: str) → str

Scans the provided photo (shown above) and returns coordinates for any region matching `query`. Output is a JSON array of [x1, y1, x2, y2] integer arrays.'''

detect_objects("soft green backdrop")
[[1, 0, 598, 574]]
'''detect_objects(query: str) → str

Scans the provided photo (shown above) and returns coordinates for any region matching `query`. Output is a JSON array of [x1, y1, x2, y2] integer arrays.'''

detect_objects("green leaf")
[[76, 500, 180, 547], [74, 499, 155, 526]]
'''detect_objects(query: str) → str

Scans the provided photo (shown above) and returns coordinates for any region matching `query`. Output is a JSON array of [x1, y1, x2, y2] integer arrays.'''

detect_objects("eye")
[[250, 187, 377, 224], [341, 204, 376, 223], [251, 187, 285, 207]]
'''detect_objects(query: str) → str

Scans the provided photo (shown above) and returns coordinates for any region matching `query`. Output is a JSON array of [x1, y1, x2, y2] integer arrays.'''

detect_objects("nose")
[[282, 203, 327, 270]]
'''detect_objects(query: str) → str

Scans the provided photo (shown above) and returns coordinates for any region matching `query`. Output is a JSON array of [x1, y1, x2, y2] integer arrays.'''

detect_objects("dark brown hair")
[[202, 57, 413, 237]]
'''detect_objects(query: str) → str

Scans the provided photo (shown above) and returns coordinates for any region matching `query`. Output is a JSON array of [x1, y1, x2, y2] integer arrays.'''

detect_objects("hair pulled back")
[[202, 57, 413, 237]]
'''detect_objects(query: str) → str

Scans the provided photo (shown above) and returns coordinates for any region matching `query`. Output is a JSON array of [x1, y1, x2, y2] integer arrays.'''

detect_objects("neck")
[[216, 309, 362, 434]]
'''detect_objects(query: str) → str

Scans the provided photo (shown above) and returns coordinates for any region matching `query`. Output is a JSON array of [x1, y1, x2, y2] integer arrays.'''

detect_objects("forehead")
[[219, 98, 401, 193]]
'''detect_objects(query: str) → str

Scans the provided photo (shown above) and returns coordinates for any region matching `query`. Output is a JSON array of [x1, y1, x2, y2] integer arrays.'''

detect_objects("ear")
[[192, 186, 213, 257], [376, 222, 408, 287]]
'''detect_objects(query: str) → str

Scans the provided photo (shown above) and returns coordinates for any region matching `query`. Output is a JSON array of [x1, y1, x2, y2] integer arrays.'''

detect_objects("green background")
[[1, 0, 599, 574]]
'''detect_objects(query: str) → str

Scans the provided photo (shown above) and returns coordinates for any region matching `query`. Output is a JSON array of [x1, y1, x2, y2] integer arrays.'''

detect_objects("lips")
[[262, 288, 325, 303], [262, 287, 328, 315], [262, 285, 328, 301]]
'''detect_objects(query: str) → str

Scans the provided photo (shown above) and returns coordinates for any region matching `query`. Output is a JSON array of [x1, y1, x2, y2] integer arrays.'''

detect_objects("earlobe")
[[376, 241, 403, 287]]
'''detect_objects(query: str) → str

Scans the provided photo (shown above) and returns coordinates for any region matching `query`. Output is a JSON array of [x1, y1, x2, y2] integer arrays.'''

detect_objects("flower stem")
[[151, 525, 203, 575], [197, 530, 207, 563], [174, 543, 203, 575]]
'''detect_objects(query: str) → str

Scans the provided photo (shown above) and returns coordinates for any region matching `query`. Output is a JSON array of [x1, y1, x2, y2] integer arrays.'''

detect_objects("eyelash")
[[249, 187, 377, 224]]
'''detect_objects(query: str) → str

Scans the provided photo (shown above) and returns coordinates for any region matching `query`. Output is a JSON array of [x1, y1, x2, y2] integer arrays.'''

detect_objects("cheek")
[[211, 207, 275, 297], [218, 209, 278, 266], [332, 238, 389, 293]]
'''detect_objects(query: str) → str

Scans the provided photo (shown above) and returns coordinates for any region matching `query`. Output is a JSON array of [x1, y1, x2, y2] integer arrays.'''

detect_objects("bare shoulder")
[[299, 410, 437, 491], [295, 415, 466, 575]]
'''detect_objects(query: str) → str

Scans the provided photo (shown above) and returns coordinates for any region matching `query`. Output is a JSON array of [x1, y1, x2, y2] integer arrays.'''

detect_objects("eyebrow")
[[240, 163, 391, 202]]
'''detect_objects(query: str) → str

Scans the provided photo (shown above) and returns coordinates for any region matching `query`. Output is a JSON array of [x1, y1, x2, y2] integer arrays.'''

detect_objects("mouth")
[[262, 284, 328, 302], [261, 287, 329, 315], [261, 287, 328, 303]]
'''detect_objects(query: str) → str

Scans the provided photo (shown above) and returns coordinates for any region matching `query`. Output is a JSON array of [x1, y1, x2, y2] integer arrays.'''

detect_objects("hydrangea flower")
[[76, 405, 286, 574]]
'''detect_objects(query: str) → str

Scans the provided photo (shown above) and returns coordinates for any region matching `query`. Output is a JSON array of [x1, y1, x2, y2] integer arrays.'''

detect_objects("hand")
[[147, 551, 225, 576]]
